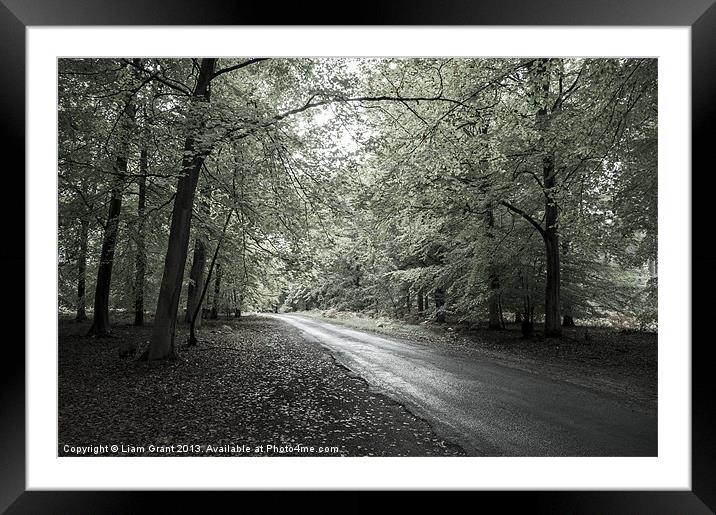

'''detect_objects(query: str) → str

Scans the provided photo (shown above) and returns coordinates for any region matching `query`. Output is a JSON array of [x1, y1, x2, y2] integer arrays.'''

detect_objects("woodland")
[[58, 57, 658, 361]]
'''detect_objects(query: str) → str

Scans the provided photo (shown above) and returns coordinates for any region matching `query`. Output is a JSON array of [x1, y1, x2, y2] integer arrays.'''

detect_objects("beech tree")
[[58, 57, 657, 358]]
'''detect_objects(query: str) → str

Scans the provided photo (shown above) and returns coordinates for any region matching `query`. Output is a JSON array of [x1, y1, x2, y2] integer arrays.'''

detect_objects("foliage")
[[58, 57, 657, 332]]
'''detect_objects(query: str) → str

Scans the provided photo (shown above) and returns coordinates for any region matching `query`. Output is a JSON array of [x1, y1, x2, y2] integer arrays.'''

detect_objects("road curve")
[[272, 314, 657, 457]]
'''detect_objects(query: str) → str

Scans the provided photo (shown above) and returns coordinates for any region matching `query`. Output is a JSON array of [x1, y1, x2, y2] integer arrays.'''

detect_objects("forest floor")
[[295, 310, 658, 410], [58, 314, 464, 457]]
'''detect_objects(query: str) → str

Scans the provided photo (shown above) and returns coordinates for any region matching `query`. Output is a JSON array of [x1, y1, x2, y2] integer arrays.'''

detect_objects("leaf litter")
[[58, 315, 464, 457]]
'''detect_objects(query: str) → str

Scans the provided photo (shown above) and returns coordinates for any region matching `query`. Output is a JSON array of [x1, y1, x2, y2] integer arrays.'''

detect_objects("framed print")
[[3, 0, 714, 512]]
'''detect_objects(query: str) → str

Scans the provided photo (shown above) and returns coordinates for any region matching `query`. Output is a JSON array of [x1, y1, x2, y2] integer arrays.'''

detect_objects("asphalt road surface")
[[273, 314, 657, 456]]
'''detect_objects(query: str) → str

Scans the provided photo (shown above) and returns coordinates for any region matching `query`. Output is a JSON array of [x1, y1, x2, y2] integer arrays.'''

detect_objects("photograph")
[[57, 56, 658, 458]]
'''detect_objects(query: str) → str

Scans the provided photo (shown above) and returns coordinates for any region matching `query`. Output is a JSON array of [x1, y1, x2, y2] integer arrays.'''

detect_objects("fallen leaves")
[[58, 315, 464, 457]]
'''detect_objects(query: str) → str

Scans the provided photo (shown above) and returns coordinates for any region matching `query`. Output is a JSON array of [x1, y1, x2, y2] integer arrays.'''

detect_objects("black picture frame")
[[3, 1, 713, 512]]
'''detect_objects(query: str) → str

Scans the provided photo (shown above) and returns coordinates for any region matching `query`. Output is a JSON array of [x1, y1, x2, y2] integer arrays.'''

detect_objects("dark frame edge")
[[691, 0, 716, 512], [4, 0, 715, 513], [0, 1, 26, 514]]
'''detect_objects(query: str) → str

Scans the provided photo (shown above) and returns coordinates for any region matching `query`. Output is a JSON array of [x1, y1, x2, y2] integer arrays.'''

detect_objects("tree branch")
[[122, 59, 192, 96], [500, 200, 546, 238], [211, 58, 270, 80]]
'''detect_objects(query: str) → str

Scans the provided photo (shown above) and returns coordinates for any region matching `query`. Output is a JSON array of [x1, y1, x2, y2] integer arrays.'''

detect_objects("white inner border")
[[27, 27, 691, 490]]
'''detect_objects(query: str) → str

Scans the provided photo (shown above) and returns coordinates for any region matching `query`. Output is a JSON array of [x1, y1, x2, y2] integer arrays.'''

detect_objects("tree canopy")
[[58, 57, 657, 358]]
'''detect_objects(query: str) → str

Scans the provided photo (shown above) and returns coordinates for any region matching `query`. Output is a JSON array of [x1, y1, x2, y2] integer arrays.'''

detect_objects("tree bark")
[[485, 208, 502, 329], [75, 216, 89, 321], [189, 210, 232, 346], [185, 180, 212, 326], [87, 172, 124, 335], [562, 296, 575, 326], [561, 239, 574, 327], [237, 295, 243, 318], [521, 271, 535, 338], [133, 147, 148, 327], [417, 290, 424, 313], [87, 64, 138, 336], [434, 287, 446, 323], [120, 147, 147, 357], [535, 59, 562, 338], [210, 262, 222, 319], [540, 127, 562, 335], [474, 119, 503, 330], [149, 58, 216, 360], [543, 159, 562, 337], [185, 237, 207, 327]]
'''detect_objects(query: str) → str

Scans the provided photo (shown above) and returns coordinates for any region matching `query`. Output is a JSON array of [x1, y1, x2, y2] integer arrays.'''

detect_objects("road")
[[273, 314, 657, 456]]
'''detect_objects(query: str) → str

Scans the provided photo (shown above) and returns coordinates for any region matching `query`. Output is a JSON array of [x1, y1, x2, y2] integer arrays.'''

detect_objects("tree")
[[75, 215, 90, 321], [87, 64, 139, 336], [149, 58, 217, 359], [132, 144, 148, 326], [57, 57, 657, 355], [210, 261, 222, 319], [188, 210, 232, 346]]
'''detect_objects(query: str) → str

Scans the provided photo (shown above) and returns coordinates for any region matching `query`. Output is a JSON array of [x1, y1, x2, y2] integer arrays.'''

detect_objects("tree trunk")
[[485, 208, 502, 329], [405, 288, 411, 314], [233, 289, 242, 318], [88, 173, 124, 335], [535, 59, 562, 338], [434, 287, 446, 323], [152, 158, 205, 357], [185, 238, 207, 327], [149, 58, 216, 360], [520, 269, 534, 338], [521, 304, 535, 339], [133, 147, 148, 327], [543, 157, 561, 337], [561, 239, 574, 327], [210, 262, 222, 319], [185, 180, 212, 326], [521, 316, 535, 339], [475, 119, 502, 330], [487, 264, 502, 329], [87, 190, 121, 335], [648, 257, 657, 282], [120, 148, 147, 357], [417, 290, 424, 313], [188, 210, 231, 346], [75, 216, 89, 321], [87, 65, 138, 336]]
